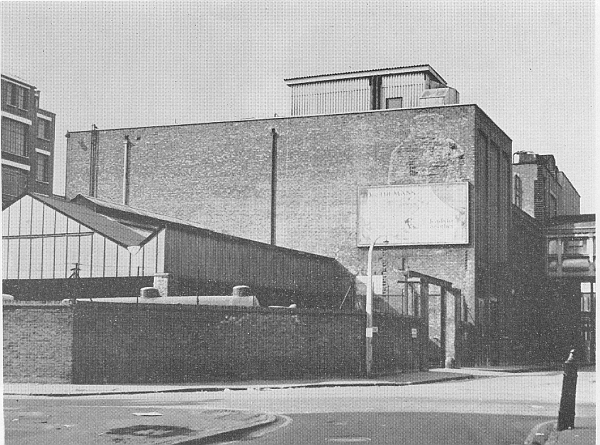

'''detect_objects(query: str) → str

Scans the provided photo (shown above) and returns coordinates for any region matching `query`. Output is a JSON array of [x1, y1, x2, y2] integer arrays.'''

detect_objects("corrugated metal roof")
[[284, 64, 447, 86], [72, 195, 345, 262], [30, 194, 150, 248], [73, 195, 214, 232]]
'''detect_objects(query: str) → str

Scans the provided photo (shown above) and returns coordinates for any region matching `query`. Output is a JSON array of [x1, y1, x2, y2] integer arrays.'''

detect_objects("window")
[[386, 97, 403, 109], [1, 118, 28, 156], [2, 165, 28, 199], [564, 238, 586, 256], [581, 293, 593, 312], [548, 239, 559, 255], [37, 119, 52, 140], [6, 83, 29, 109], [514, 174, 522, 208], [36, 153, 50, 182]]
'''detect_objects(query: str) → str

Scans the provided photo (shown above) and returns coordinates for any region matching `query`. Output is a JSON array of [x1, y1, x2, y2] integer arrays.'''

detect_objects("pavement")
[[4, 365, 596, 445], [525, 417, 596, 445]]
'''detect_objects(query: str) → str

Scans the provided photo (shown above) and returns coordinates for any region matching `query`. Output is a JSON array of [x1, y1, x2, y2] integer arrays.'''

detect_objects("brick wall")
[[3, 304, 73, 383], [72, 302, 427, 384], [507, 207, 547, 364], [65, 105, 513, 365], [72, 302, 365, 383], [65, 107, 480, 290]]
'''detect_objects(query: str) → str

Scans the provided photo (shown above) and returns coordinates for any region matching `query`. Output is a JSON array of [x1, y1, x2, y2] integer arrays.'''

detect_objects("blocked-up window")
[[549, 193, 558, 217], [2, 118, 28, 156], [386, 97, 403, 109]]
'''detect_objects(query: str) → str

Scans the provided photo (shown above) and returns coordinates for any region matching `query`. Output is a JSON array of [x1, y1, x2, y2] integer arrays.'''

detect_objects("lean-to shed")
[[3, 193, 354, 307]]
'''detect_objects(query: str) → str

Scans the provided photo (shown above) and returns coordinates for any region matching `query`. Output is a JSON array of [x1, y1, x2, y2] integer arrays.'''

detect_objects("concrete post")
[[444, 289, 459, 368], [153, 273, 170, 297]]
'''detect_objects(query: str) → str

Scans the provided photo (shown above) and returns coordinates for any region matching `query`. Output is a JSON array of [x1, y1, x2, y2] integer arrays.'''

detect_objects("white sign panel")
[[358, 183, 469, 246]]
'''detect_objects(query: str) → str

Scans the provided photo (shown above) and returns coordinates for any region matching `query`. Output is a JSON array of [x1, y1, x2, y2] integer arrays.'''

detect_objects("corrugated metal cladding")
[[290, 78, 370, 115], [381, 73, 428, 109], [290, 72, 442, 115], [164, 227, 351, 298], [2, 195, 165, 279]]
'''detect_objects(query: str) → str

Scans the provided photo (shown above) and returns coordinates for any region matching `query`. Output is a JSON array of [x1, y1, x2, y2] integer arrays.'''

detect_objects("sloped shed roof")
[[30, 193, 153, 248]]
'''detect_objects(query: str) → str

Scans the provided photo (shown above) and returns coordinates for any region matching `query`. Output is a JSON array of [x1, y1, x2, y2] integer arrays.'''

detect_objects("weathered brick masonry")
[[3, 304, 73, 383], [66, 105, 512, 365], [3, 302, 426, 384], [71, 302, 424, 384], [72, 302, 366, 383]]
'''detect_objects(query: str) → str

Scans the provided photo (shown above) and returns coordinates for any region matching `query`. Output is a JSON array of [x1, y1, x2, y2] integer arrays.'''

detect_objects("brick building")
[[1, 74, 55, 206], [65, 64, 521, 365], [512, 151, 580, 222], [510, 151, 593, 364]]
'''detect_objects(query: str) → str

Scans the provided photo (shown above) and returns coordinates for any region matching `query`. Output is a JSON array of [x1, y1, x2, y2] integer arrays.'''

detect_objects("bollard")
[[557, 349, 578, 431]]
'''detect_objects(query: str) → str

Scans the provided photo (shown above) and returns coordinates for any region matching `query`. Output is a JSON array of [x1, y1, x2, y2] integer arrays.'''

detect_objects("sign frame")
[[357, 182, 470, 247]]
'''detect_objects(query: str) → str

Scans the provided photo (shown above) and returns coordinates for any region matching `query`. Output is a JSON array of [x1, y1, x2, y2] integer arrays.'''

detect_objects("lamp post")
[[366, 236, 388, 377]]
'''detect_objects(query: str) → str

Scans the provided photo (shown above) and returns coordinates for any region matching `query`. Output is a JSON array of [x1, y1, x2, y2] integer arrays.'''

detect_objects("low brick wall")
[[3, 303, 73, 383], [72, 302, 367, 384], [4, 301, 428, 384]]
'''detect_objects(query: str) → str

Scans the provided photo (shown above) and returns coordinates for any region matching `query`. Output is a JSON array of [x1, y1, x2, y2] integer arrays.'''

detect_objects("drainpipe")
[[123, 135, 131, 205], [271, 128, 278, 245]]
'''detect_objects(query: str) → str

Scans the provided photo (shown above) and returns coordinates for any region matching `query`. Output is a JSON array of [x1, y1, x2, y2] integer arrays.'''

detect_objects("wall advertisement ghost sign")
[[357, 182, 469, 246]]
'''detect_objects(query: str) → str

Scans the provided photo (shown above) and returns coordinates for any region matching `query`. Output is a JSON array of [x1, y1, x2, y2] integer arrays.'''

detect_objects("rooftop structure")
[[284, 65, 459, 116]]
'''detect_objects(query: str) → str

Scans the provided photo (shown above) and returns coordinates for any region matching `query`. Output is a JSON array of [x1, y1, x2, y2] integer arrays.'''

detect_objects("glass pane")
[[42, 237, 55, 279], [43, 206, 56, 234], [7, 239, 19, 279], [581, 282, 591, 293], [3, 203, 10, 236], [66, 235, 80, 277], [18, 239, 31, 279], [30, 199, 44, 234], [8, 199, 21, 236], [54, 236, 67, 278], [55, 212, 67, 233], [79, 235, 92, 278], [117, 245, 131, 277], [130, 245, 144, 277], [30, 238, 43, 279], [91, 234, 105, 277], [3, 238, 10, 278], [104, 240, 117, 277]]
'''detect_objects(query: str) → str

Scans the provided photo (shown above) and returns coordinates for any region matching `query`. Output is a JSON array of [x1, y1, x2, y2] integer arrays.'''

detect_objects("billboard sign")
[[357, 182, 469, 246]]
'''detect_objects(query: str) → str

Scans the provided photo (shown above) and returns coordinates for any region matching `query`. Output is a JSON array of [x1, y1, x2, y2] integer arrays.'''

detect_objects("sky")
[[1, 1, 596, 212]]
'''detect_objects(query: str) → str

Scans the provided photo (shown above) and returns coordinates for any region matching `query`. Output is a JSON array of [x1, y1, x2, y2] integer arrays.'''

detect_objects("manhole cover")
[[106, 425, 193, 438]]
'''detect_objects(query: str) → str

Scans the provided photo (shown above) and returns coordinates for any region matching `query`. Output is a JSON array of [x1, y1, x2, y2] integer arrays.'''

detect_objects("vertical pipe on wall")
[[123, 136, 131, 205], [271, 128, 278, 246], [89, 124, 99, 197]]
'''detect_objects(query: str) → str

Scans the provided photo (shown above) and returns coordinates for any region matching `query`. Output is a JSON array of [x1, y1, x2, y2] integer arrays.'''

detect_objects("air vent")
[[419, 88, 459, 106]]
